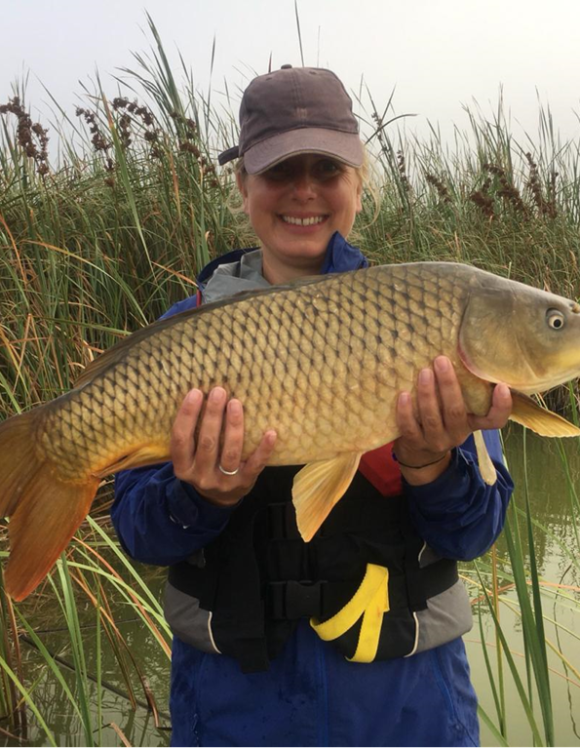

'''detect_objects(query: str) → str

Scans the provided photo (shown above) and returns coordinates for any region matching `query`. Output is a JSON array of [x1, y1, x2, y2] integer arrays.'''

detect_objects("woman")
[[112, 65, 514, 747]]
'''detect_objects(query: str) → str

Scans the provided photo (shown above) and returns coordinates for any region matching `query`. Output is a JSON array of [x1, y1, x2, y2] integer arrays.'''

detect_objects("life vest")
[[164, 447, 472, 673]]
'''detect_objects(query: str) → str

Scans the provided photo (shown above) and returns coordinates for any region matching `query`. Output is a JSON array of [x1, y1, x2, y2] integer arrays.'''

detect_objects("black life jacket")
[[164, 447, 471, 673]]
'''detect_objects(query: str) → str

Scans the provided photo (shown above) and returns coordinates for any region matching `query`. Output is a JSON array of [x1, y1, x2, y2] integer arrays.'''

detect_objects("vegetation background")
[[0, 18, 579, 747]]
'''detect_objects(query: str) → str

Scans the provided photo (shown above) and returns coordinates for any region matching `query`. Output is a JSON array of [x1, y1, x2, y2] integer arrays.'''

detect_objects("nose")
[[291, 169, 317, 201]]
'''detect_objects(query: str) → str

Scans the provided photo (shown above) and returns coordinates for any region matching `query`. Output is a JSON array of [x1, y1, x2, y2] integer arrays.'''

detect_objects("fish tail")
[[0, 410, 99, 601]]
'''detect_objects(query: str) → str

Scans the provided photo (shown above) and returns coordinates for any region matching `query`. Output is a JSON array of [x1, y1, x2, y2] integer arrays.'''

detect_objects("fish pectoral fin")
[[96, 442, 170, 477], [292, 453, 362, 542], [473, 430, 497, 486], [510, 391, 580, 437]]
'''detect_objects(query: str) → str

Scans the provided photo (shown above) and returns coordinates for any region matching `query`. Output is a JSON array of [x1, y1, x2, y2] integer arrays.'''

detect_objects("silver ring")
[[218, 464, 240, 476]]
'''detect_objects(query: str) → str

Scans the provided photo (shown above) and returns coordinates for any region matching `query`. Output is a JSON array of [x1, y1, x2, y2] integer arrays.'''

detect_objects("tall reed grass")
[[0, 16, 579, 746]]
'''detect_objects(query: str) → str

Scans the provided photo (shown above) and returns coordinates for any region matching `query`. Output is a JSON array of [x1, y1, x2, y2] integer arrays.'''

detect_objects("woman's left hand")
[[393, 355, 513, 485]]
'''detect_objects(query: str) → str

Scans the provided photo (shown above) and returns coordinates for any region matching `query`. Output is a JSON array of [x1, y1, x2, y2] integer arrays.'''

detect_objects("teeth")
[[282, 215, 325, 226]]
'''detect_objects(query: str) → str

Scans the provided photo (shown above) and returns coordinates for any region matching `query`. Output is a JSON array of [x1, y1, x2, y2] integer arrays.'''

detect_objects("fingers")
[[432, 356, 469, 447], [171, 388, 204, 476], [469, 382, 513, 431], [170, 386, 276, 505], [194, 387, 228, 474], [244, 430, 277, 477], [395, 356, 474, 460], [218, 398, 245, 474]]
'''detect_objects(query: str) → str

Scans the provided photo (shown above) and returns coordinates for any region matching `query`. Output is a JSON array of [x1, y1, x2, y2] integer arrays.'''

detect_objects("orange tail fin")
[[0, 410, 100, 601]]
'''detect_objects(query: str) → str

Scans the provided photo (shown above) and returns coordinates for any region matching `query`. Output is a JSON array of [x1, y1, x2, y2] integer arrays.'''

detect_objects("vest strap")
[[310, 564, 390, 662]]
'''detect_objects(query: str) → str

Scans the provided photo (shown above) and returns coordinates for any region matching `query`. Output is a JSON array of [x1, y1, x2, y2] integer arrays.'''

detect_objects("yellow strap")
[[310, 563, 389, 662], [347, 569, 390, 662]]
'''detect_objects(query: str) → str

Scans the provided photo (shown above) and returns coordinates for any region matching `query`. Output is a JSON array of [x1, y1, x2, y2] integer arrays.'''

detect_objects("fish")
[[1, 261, 580, 601]]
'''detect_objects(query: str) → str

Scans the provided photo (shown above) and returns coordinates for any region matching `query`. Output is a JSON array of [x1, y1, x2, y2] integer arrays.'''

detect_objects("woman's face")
[[237, 154, 363, 284]]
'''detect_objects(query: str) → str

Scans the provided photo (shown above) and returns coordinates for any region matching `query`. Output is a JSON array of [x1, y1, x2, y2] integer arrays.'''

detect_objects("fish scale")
[[3, 260, 580, 599], [39, 263, 471, 475]]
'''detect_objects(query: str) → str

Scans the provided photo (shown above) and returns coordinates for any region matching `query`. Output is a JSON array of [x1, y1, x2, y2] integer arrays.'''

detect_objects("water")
[[469, 429, 580, 747], [3, 429, 579, 746]]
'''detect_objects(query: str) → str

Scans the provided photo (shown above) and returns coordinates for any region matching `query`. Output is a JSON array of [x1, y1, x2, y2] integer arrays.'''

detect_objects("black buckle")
[[269, 580, 326, 619]]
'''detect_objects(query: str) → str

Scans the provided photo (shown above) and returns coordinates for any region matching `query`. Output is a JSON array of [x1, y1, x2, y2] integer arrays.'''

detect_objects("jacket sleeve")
[[406, 429, 514, 561], [111, 464, 239, 565], [110, 293, 239, 566]]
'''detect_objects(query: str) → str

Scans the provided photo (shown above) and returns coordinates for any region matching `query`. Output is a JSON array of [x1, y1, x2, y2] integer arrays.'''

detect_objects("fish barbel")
[[1, 261, 580, 600]]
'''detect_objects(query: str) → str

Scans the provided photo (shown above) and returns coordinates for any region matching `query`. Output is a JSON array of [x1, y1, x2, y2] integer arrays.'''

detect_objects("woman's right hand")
[[170, 387, 277, 507]]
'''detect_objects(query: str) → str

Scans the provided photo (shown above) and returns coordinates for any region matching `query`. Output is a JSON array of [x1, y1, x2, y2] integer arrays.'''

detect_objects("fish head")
[[458, 274, 580, 394]]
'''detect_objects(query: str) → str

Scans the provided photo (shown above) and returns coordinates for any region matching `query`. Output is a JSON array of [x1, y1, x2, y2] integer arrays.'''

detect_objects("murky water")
[[470, 429, 580, 747], [3, 429, 580, 746]]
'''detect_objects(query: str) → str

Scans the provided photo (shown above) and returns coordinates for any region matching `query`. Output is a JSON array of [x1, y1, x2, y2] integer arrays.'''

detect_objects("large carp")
[[1, 261, 580, 601]]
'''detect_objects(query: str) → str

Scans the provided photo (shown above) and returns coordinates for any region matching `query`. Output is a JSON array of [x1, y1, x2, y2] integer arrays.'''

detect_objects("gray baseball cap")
[[218, 65, 364, 174]]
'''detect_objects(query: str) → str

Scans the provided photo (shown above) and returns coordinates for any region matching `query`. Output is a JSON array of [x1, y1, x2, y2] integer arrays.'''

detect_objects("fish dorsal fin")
[[292, 453, 362, 542], [473, 430, 497, 486], [510, 392, 580, 437]]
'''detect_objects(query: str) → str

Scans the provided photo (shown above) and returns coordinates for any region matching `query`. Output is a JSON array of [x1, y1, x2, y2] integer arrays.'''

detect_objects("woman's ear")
[[236, 171, 250, 214]]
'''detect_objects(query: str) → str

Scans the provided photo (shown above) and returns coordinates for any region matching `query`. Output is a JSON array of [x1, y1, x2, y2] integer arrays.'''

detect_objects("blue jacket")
[[111, 234, 514, 747]]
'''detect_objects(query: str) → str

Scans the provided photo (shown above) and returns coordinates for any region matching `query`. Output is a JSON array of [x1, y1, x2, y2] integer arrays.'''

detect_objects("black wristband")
[[392, 451, 449, 470]]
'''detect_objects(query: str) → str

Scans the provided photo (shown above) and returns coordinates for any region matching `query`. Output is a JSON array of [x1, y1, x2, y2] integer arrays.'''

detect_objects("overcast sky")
[[3, 0, 580, 154]]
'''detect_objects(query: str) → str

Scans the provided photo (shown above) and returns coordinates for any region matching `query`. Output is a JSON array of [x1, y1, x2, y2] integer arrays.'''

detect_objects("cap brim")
[[243, 128, 364, 175]]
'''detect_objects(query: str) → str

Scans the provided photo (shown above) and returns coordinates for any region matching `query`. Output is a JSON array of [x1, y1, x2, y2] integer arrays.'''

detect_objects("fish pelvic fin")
[[0, 411, 99, 601], [293, 453, 362, 542], [473, 430, 497, 486], [510, 391, 580, 437]]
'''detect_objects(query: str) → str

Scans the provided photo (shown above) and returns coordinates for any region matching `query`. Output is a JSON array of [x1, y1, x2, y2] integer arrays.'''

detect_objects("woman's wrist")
[[392, 448, 452, 486]]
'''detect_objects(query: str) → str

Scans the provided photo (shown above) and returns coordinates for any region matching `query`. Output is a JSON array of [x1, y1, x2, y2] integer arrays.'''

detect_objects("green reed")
[[0, 16, 580, 745]]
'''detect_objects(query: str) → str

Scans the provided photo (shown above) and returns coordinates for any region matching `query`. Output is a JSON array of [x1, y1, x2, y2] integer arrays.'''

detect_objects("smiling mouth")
[[280, 215, 328, 226]]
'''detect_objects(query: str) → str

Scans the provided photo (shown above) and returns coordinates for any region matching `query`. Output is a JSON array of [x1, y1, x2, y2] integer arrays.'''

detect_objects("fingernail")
[[496, 383, 510, 399], [210, 387, 225, 402], [435, 357, 449, 372], [399, 392, 411, 407], [186, 389, 202, 404], [419, 368, 432, 385], [229, 399, 242, 416]]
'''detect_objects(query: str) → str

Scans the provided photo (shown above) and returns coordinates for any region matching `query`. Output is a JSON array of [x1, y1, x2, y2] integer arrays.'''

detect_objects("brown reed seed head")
[[0, 98, 50, 176], [469, 177, 495, 218], [425, 173, 451, 203], [170, 111, 197, 140], [77, 98, 162, 163], [396, 150, 412, 194], [469, 190, 495, 219], [483, 162, 527, 216], [525, 152, 558, 219], [76, 107, 111, 153]]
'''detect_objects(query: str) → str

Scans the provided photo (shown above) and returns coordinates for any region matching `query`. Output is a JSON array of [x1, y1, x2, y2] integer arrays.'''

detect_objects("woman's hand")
[[171, 387, 277, 507], [394, 356, 512, 485]]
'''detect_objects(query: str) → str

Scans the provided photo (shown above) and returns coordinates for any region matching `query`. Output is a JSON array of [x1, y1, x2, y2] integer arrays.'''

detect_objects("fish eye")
[[546, 309, 565, 330]]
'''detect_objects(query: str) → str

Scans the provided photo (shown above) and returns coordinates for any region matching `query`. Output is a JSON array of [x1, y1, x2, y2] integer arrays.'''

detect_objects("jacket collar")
[[197, 232, 368, 288]]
